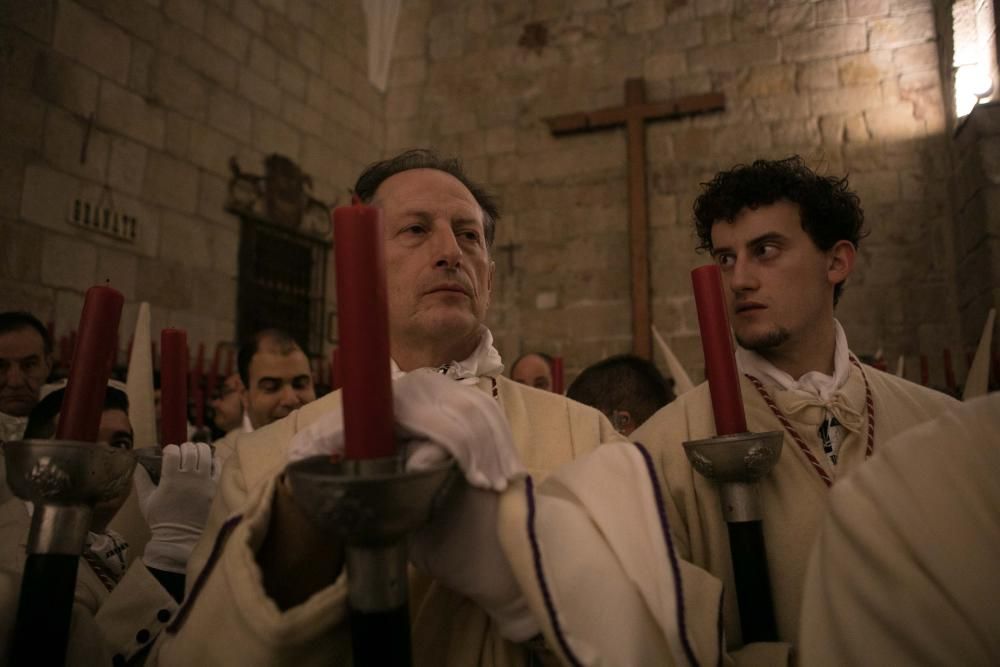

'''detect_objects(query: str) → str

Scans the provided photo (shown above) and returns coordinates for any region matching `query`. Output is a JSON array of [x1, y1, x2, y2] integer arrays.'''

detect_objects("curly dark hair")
[[353, 149, 500, 248], [693, 156, 866, 304]]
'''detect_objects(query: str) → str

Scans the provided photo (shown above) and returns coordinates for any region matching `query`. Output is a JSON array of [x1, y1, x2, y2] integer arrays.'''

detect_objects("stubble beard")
[[735, 325, 791, 353]]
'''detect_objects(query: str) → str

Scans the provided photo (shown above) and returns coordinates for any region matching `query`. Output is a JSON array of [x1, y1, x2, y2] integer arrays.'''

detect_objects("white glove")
[[134, 442, 219, 573], [288, 370, 525, 490], [287, 370, 537, 640]]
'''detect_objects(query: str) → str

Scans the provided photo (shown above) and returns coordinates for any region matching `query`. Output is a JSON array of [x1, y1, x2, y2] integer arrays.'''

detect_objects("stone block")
[[650, 20, 704, 51], [810, 84, 883, 114], [164, 111, 191, 158], [798, 58, 840, 91], [249, 37, 278, 81], [238, 70, 282, 115], [625, 0, 666, 34], [771, 118, 822, 146], [33, 53, 99, 116], [739, 64, 796, 96], [106, 137, 148, 198], [864, 102, 919, 140], [386, 86, 423, 121], [41, 232, 98, 289], [102, 0, 162, 43], [754, 93, 812, 121], [847, 0, 889, 18], [767, 4, 815, 34], [0, 277, 54, 317], [207, 88, 253, 143], [838, 51, 892, 86], [282, 98, 323, 138], [390, 58, 428, 87], [98, 80, 166, 148], [428, 11, 466, 61], [159, 210, 212, 269], [231, 0, 264, 32], [298, 31, 322, 74], [164, 0, 204, 34], [210, 226, 239, 278], [844, 113, 871, 141], [305, 76, 329, 111], [197, 171, 234, 229], [0, 88, 46, 151], [53, 288, 84, 333], [188, 122, 238, 177], [204, 6, 249, 61], [0, 150, 25, 219], [869, 12, 935, 49], [20, 164, 79, 232], [4, 0, 55, 41], [782, 24, 868, 62], [277, 57, 307, 99], [53, 0, 130, 84], [185, 39, 238, 90], [850, 170, 900, 205], [485, 126, 517, 155], [129, 40, 155, 96], [135, 257, 193, 309], [816, 0, 847, 24], [191, 269, 237, 319], [0, 220, 44, 283], [695, 0, 734, 18], [892, 41, 938, 73], [644, 51, 688, 81], [703, 15, 733, 45], [43, 107, 110, 182], [689, 38, 779, 72], [252, 111, 301, 159], [143, 152, 198, 213], [151, 57, 208, 120], [95, 246, 138, 299]]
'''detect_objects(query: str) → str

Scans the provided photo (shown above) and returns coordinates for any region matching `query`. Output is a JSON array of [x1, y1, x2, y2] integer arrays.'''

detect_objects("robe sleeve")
[[498, 442, 791, 667], [800, 395, 1000, 666]]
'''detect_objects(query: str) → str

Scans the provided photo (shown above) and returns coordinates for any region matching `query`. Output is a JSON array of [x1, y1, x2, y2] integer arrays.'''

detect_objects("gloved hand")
[[288, 370, 525, 490], [287, 370, 538, 640], [134, 442, 219, 573]]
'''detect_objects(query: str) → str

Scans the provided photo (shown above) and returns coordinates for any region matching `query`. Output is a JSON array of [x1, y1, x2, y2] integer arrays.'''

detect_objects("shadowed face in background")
[[511, 354, 553, 392], [211, 373, 244, 432], [241, 343, 315, 429], [0, 327, 51, 417]]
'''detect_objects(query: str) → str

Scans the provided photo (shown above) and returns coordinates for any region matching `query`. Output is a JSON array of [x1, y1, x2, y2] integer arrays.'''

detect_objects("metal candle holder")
[[4, 439, 137, 666], [285, 454, 459, 666], [683, 430, 783, 643]]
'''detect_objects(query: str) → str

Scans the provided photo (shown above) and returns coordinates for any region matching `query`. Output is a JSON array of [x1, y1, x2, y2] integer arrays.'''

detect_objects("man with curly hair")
[[495, 157, 961, 665]]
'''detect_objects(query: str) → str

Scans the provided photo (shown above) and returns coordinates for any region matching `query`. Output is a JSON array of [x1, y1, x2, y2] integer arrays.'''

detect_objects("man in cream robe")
[[800, 393, 1000, 666], [152, 150, 622, 666], [498, 158, 959, 665]]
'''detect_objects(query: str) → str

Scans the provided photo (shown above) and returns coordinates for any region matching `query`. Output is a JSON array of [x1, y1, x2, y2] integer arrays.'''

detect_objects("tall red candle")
[[551, 356, 564, 394], [919, 354, 929, 386], [691, 265, 748, 436], [333, 203, 394, 460], [160, 329, 188, 446], [55, 286, 124, 441]]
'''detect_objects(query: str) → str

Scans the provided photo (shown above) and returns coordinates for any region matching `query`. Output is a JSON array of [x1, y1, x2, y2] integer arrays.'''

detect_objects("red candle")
[[691, 265, 748, 436], [333, 203, 394, 460], [330, 347, 342, 391], [551, 356, 564, 394], [919, 354, 929, 386], [160, 329, 188, 446], [55, 286, 124, 441], [943, 348, 956, 391]]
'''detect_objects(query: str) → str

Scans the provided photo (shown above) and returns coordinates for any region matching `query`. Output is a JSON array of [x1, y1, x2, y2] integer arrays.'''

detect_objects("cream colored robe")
[[153, 375, 622, 666], [800, 393, 1000, 666], [499, 363, 958, 666], [0, 498, 178, 665]]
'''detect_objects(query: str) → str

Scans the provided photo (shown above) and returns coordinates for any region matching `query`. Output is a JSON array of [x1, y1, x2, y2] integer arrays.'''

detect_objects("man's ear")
[[827, 240, 856, 286]]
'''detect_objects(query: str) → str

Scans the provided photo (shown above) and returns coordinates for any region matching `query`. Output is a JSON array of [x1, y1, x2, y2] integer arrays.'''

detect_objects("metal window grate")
[[235, 211, 329, 356]]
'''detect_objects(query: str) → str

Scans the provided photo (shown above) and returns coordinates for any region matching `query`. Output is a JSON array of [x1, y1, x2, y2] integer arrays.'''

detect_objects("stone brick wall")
[[1, 0, 383, 361], [387, 0, 961, 385]]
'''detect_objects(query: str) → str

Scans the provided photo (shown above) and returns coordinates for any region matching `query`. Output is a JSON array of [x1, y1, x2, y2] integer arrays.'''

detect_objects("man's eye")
[[404, 225, 427, 236], [292, 378, 312, 390], [21, 359, 38, 371], [716, 254, 735, 267], [110, 437, 133, 450], [459, 230, 480, 242], [259, 381, 280, 393], [757, 244, 780, 259]]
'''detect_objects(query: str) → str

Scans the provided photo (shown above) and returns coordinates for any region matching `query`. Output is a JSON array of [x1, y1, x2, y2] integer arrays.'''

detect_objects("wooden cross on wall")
[[545, 79, 725, 359]]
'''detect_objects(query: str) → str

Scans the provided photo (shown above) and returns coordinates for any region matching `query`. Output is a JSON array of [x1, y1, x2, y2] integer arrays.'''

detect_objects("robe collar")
[[390, 326, 504, 385]]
